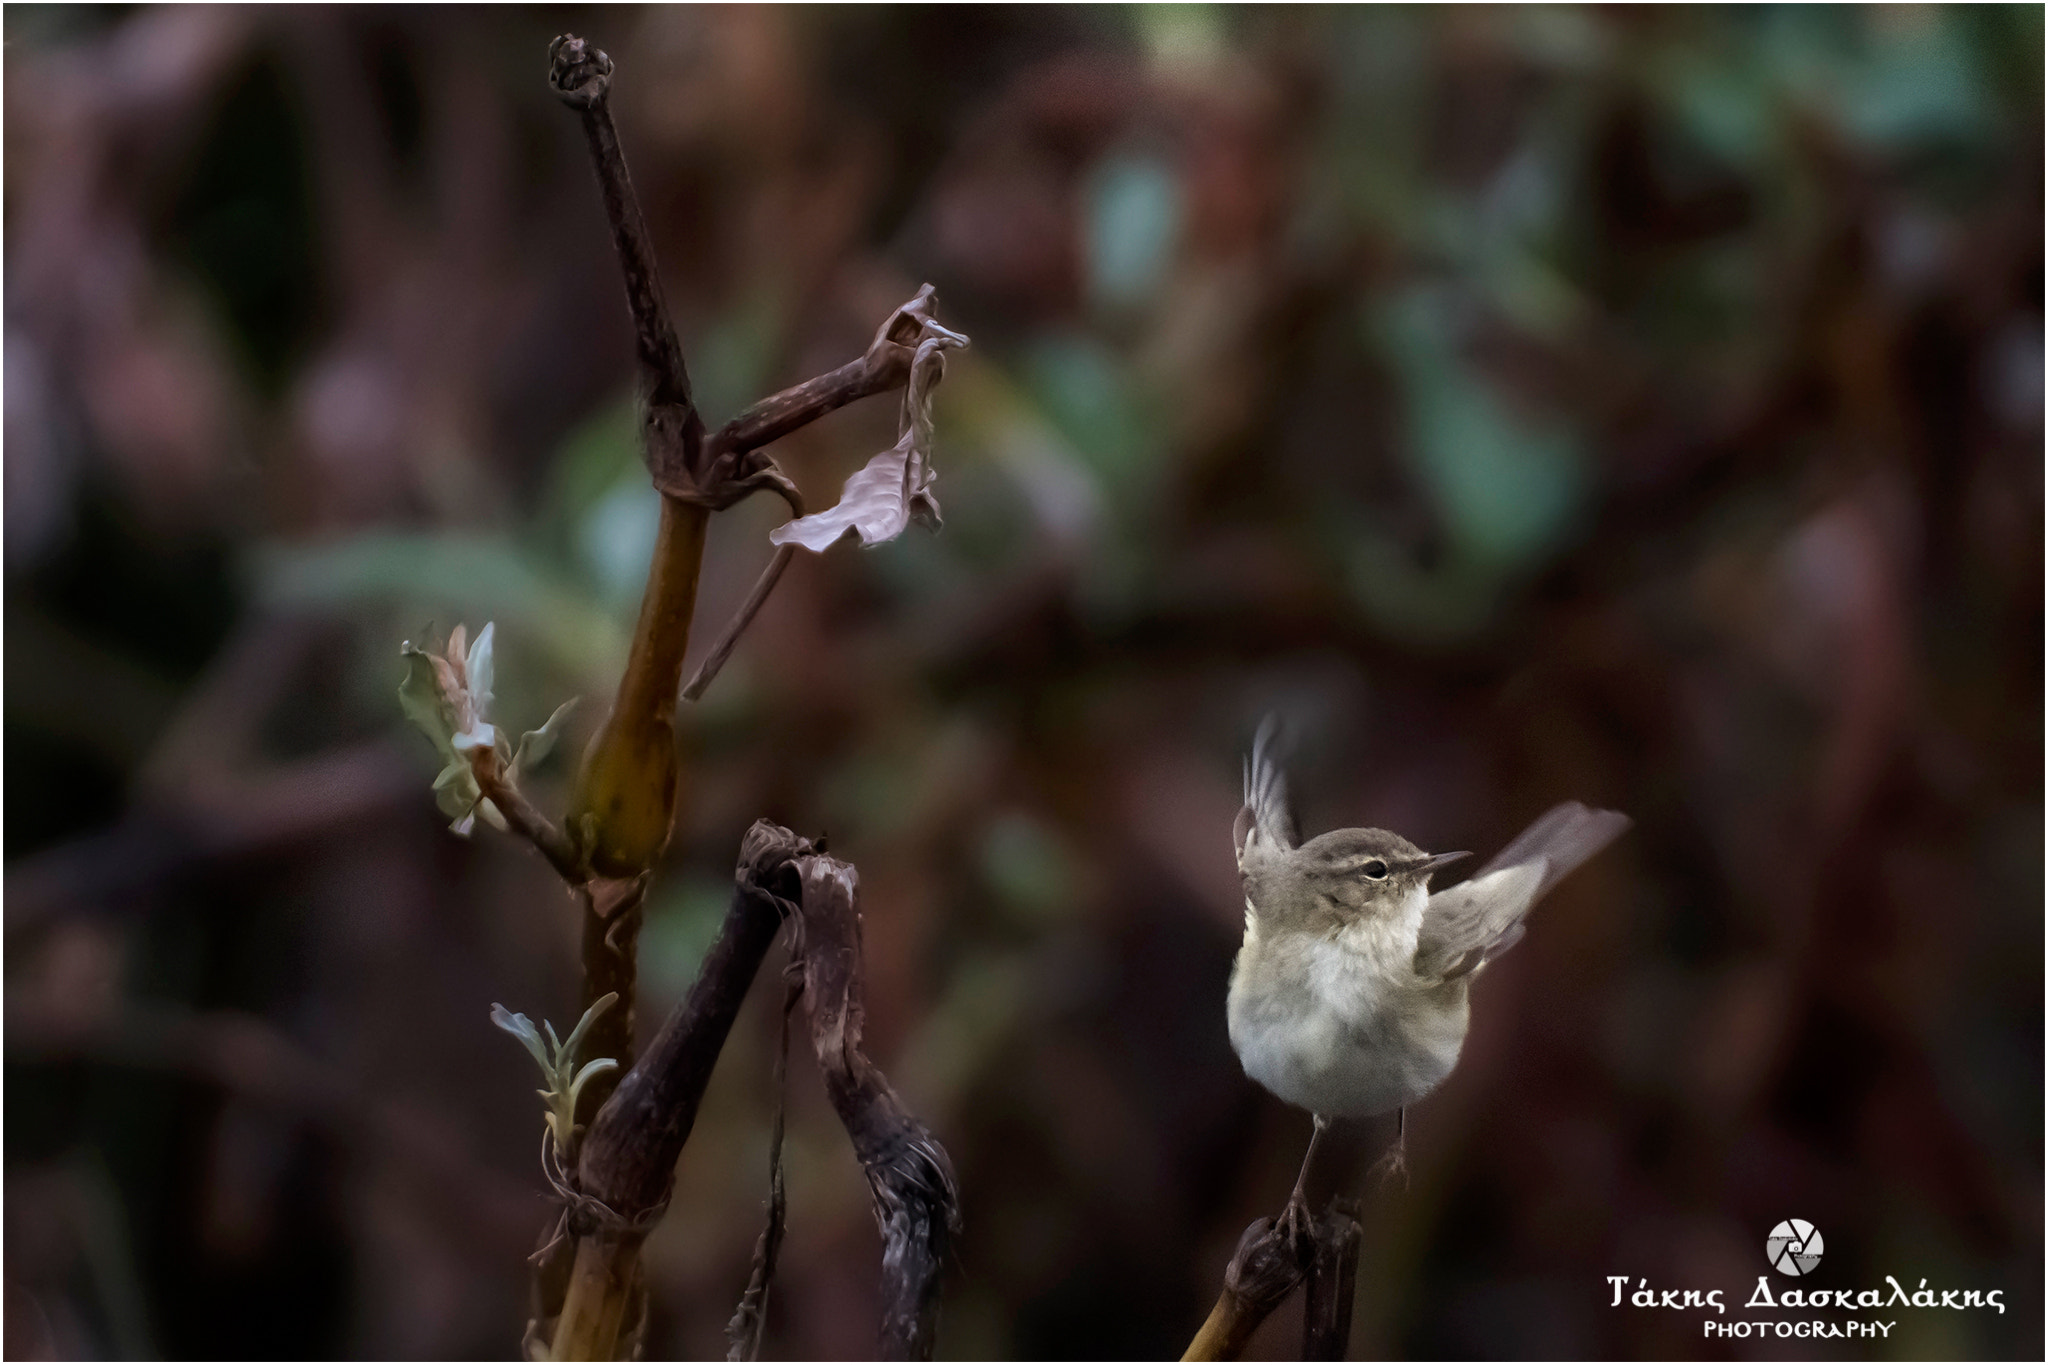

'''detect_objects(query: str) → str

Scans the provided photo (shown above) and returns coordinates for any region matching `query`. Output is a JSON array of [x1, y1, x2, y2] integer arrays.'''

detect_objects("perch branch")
[[789, 854, 960, 1360], [1182, 1198, 1361, 1362], [1181, 1215, 1309, 1362], [1301, 1200, 1362, 1360]]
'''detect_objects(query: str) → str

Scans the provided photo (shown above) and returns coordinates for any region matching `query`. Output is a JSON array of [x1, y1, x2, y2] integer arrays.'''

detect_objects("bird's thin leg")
[[1372, 1106, 1409, 1186], [1280, 1113, 1329, 1245]]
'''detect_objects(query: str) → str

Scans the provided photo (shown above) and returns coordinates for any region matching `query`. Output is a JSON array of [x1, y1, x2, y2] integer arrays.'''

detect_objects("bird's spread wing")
[[1414, 801, 1629, 980], [1234, 715, 1299, 866]]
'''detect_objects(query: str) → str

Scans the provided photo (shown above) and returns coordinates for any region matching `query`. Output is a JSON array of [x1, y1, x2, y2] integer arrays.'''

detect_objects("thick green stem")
[[571, 495, 708, 880], [549, 1235, 641, 1362]]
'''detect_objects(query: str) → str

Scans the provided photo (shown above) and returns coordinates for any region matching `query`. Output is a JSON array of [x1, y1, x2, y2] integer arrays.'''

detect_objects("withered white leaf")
[[771, 328, 967, 554]]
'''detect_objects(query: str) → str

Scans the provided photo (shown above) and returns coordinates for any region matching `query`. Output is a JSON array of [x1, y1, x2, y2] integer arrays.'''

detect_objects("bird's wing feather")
[[1414, 861, 1545, 980], [1235, 715, 1299, 866], [1415, 801, 1629, 979]]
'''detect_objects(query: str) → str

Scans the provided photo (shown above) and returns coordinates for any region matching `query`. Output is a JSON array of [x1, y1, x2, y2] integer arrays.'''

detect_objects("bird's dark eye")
[[1362, 859, 1388, 880]]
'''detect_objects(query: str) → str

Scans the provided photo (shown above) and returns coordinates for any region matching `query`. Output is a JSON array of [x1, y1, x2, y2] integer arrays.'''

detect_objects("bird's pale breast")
[[1227, 908, 1470, 1119]]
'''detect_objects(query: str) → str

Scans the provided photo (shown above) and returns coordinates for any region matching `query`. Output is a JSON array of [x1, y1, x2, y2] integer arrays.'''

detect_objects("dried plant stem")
[[576, 825, 803, 1215], [531, 33, 964, 1360], [788, 856, 959, 1359], [548, 34, 694, 417]]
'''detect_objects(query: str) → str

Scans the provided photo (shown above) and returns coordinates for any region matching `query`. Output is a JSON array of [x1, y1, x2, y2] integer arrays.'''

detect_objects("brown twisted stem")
[[787, 854, 959, 1360]]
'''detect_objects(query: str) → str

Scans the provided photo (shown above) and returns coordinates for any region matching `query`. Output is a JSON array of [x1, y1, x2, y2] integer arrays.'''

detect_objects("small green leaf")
[[491, 1005, 553, 1075], [558, 991, 618, 1064], [567, 1056, 619, 1110]]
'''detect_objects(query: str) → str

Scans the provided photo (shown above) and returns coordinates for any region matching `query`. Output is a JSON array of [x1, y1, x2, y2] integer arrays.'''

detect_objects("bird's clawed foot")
[[1275, 1192, 1316, 1255], [1371, 1133, 1409, 1188]]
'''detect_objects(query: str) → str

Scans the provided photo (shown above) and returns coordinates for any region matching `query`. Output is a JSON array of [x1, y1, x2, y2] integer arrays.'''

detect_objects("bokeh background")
[[5, 5, 2041, 1360]]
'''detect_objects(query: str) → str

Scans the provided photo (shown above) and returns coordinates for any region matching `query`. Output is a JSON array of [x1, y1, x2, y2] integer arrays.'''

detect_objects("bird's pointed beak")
[[1414, 850, 1471, 874]]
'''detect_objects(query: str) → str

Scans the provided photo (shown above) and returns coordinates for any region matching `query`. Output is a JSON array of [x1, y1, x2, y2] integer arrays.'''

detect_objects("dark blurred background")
[[5, 5, 2040, 1360]]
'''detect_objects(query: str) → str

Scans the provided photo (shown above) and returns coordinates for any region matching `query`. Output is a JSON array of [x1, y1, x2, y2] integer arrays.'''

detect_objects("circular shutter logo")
[[1766, 1219, 1823, 1276]]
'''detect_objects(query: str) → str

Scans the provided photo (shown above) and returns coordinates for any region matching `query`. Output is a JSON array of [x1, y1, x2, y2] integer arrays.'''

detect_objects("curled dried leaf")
[[770, 329, 968, 554]]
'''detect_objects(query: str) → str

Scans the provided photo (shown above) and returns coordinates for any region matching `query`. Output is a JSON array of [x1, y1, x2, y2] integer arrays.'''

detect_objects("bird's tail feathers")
[[1235, 714, 1299, 863]]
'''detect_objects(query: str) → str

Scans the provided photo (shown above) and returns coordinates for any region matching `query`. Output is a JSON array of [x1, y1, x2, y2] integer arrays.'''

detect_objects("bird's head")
[[1292, 827, 1469, 921]]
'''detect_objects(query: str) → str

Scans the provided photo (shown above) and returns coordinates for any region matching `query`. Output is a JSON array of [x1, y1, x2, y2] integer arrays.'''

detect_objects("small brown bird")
[[1228, 718, 1629, 1225]]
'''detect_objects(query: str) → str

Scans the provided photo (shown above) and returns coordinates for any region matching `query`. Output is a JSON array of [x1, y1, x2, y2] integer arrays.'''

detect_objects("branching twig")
[[682, 545, 798, 702], [706, 285, 937, 461], [788, 855, 960, 1360], [682, 284, 952, 702], [475, 764, 583, 884]]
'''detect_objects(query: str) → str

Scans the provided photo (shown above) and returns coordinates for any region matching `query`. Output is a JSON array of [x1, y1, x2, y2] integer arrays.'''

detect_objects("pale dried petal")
[[465, 622, 496, 718]]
